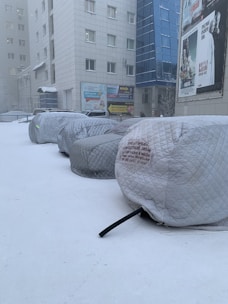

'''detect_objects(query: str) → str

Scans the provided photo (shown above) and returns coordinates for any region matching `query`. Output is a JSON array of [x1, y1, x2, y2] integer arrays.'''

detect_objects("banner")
[[107, 85, 134, 102], [81, 82, 107, 111], [179, 0, 228, 97]]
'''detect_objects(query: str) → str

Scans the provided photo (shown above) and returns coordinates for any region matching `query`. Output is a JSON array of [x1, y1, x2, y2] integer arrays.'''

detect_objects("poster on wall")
[[107, 85, 134, 114], [107, 85, 134, 101], [178, 0, 228, 98], [179, 29, 198, 97], [81, 82, 107, 111]]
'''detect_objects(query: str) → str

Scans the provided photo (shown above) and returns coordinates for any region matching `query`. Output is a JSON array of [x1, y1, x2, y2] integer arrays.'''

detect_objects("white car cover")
[[29, 112, 87, 144], [115, 116, 228, 228], [57, 118, 118, 155], [69, 118, 145, 179]]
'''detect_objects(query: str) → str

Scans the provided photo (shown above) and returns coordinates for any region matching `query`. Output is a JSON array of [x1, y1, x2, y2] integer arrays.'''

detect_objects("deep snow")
[[1, 120, 228, 304]]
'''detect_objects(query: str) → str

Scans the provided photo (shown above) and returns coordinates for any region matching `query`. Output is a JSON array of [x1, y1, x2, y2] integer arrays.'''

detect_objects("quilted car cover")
[[115, 115, 228, 228], [69, 118, 145, 179], [57, 118, 118, 155], [29, 112, 87, 144]]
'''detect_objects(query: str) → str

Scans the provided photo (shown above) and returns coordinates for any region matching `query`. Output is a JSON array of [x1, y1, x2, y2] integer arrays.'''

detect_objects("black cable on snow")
[[99, 207, 144, 237]]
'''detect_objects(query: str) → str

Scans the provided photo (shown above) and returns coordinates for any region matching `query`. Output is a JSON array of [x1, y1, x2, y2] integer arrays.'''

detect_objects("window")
[[107, 34, 116, 47], [42, 0, 45, 12], [162, 35, 170, 48], [142, 88, 149, 104], [35, 9, 38, 20], [49, 0, 53, 10], [107, 62, 116, 73], [127, 38, 135, 50], [18, 24, 25, 31], [50, 15, 54, 34], [43, 24, 47, 36], [85, 29, 95, 43], [50, 40, 55, 59], [20, 54, 26, 61], [19, 39, 25, 46], [37, 53, 40, 62], [45, 70, 48, 80], [44, 47, 48, 59], [5, 5, 12, 12], [16, 8, 24, 16], [160, 8, 169, 21], [6, 21, 14, 30], [127, 12, 135, 24], [8, 53, 14, 59], [107, 5, 117, 19], [85, 0, 95, 13], [127, 65, 134, 76], [86, 59, 96, 71], [6, 37, 13, 44], [36, 32, 39, 42], [51, 64, 55, 83]]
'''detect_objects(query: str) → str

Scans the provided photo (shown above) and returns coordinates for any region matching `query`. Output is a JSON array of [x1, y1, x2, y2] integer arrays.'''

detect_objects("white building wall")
[[0, 0, 30, 112], [28, 0, 136, 112], [27, 0, 54, 109]]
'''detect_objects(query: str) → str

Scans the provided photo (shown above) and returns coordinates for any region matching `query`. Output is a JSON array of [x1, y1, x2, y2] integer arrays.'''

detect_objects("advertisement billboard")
[[107, 85, 134, 101], [81, 82, 107, 111], [179, 0, 228, 98], [107, 85, 134, 114], [81, 83, 134, 114]]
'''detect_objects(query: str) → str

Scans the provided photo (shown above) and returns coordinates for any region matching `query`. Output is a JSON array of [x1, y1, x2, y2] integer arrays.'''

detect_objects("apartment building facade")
[[0, 0, 30, 113], [135, 0, 180, 117], [175, 0, 228, 115], [25, 0, 136, 114]]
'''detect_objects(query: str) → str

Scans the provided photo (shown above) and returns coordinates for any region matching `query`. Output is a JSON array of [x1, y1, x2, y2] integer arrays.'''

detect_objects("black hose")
[[99, 207, 144, 237]]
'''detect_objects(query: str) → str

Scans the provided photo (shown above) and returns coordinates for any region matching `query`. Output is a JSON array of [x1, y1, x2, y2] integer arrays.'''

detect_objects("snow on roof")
[[37, 86, 57, 93], [32, 61, 45, 71]]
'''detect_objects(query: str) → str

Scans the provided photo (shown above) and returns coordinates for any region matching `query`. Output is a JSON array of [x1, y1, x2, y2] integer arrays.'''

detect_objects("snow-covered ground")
[[1, 121, 228, 304]]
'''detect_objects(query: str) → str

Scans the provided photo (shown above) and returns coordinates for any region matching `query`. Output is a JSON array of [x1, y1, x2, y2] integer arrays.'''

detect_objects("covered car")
[[115, 115, 228, 228], [29, 112, 87, 144], [69, 118, 145, 179], [57, 117, 118, 155]]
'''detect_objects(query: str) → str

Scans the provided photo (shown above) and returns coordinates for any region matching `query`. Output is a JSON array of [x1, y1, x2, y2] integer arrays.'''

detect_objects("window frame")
[[86, 58, 96, 71], [107, 61, 116, 74], [8, 52, 15, 59], [107, 5, 117, 19], [19, 54, 26, 61], [43, 24, 47, 36], [19, 39, 25, 46], [127, 38, 135, 50], [107, 34, 116, 47], [85, 0, 95, 13], [85, 29, 96, 43], [127, 12, 135, 24], [126, 65, 134, 76]]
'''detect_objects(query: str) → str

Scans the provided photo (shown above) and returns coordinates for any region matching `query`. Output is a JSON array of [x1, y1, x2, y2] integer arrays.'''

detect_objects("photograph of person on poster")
[[179, 30, 197, 96], [196, 12, 215, 88]]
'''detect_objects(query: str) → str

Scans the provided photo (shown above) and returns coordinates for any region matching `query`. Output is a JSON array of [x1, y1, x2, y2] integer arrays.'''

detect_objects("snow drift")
[[115, 115, 228, 228]]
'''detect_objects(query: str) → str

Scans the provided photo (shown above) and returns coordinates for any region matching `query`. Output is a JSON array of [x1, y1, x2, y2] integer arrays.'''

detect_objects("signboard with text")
[[178, 0, 228, 98]]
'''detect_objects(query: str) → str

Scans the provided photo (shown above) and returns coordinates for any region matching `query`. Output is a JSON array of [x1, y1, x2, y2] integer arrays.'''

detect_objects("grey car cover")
[[57, 118, 118, 155], [115, 115, 228, 228], [69, 118, 145, 179], [29, 112, 87, 144]]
